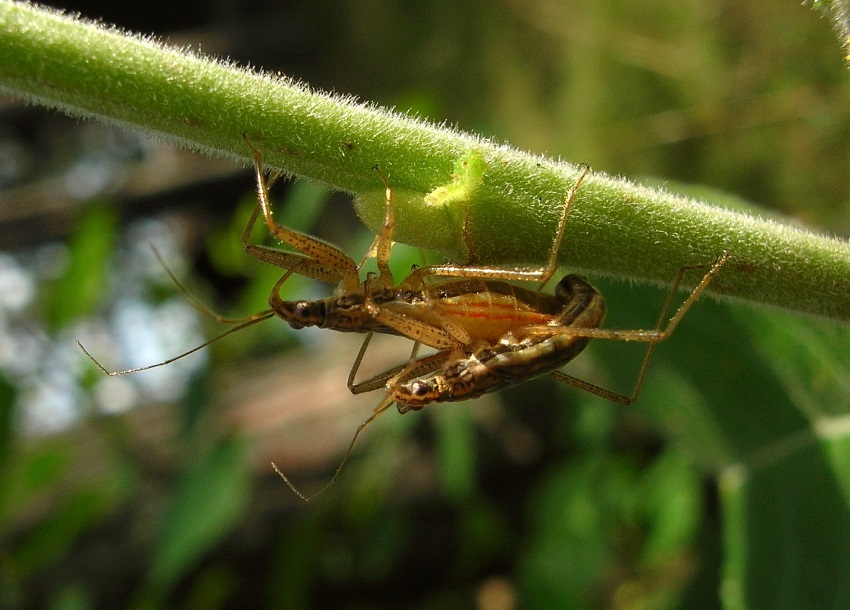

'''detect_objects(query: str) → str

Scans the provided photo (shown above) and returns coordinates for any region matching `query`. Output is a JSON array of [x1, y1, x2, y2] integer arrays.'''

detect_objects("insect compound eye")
[[294, 301, 312, 318], [283, 300, 325, 329], [554, 276, 576, 301], [411, 380, 431, 397], [554, 274, 593, 303]]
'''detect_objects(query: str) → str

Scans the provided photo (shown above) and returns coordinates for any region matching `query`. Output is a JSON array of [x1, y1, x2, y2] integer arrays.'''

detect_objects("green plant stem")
[[806, 0, 850, 62], [1, 1, 849, 321]]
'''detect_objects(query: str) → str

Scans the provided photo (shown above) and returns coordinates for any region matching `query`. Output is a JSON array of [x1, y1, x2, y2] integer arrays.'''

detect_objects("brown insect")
[[278, 251, 729, 500], [78, 138, 727, 501], [78, 138, 592, 387]]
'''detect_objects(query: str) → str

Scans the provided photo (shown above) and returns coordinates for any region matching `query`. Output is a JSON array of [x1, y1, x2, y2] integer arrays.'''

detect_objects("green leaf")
[[432, 406, 478, 503], [147, 436, 251, 594], [719, 442, 850, 610], [620, 287, 850, 610], [713, 310, 850, 610], [43, 204, 117, 331], [518, 456, 630, 609]]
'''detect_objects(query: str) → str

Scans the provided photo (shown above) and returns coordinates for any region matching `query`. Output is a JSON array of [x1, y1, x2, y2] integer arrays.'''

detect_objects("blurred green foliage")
[[42, 206, 117, 331], [2, 0, 850, 609]]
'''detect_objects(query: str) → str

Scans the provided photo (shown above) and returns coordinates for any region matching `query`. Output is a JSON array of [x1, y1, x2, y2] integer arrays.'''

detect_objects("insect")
[[77, 136, 728, 501], [79, 137, 592, 386], [391, 253, 730, 410], [278, 251, 729, 500]]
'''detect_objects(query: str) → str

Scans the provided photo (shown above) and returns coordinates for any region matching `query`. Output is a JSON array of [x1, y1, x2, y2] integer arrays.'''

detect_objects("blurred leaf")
[[178, 369, 214, 439], [518, 455, 630, 609], [269, 511, 328, 610], [43, 204, 117, 331], [10, 482, 124, 577], [182, 564, 238, 610], [712, 309, 850, 610], [0, 374, 16, 473], [719, 440, 850, 610], [343, 413, 419, 521], [355, 511, 411, 583], [146, 435, 251, 594], [455, 498, 513, 575], [638, 451, 701, 567], [595, 276, 850, 609], [518, 449, 702, 610], [1, 442, 72, 534], [432, 406, 478, 503], [0, 428, 129, 580], [736, 309, 850, 421], [50, 583, 92, 610]]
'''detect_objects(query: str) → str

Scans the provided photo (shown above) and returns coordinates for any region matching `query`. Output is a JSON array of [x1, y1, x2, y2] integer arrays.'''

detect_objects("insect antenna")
[[78, 244, 290, 375], [274, 349, 456, 501], [272, 393, 397, 502], [150, 245, 262, 325], [76, 310, 275, 375]]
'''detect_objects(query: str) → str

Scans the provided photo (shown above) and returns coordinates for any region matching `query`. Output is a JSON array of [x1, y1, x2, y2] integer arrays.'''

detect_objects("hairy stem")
[[0, 1, 848, 321]]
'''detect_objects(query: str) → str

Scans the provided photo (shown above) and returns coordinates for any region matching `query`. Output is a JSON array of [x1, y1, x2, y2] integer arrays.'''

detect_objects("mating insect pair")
[[79, 137, 729, 500]]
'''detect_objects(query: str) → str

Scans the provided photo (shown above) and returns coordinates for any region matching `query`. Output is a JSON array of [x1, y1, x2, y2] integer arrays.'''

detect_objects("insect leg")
[[548, 371, 633, 405], [347, 331, 377, 393], [616, 250, 731, 403], [518, 251, 730, 344], [347, 333, 429, 395], [350, 344, 451, 395], [546, 251, 730, 404], [404, 164, 591, 288], [243, 135, 360, 291], [234, 188, 344, 283], [366, 166, 396, 287], [365, 301, 461, 350], [150, 245, 268, 325]]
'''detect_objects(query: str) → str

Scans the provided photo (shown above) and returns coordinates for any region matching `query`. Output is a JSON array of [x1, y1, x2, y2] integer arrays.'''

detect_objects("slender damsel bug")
[[79, 139, 728, 501]]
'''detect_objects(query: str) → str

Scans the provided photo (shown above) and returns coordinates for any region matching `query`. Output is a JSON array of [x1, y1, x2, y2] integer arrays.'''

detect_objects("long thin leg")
[[549, 370, 634, 404], [367, 166, 396, 286], [243, 135, 360, 291], [349, 343, 451, 395], [239, 167, 346, 283], [347, 331, 376, 393], [272, 391, 398, 502], [151, 245, 265, 325], [614, 253, 729, 404], [347, 333, 429, 395], [515, 251, 730, 345], [548, 251, 731, 404], [79, 243, 283, 375], [364, 301, 462, 350], [404, 164, 591, 289]]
